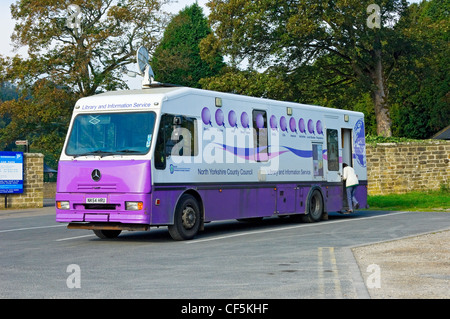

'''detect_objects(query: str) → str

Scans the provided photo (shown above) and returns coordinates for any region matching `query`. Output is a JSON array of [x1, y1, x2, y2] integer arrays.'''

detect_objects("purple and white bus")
[[56, 86, 367, 240]]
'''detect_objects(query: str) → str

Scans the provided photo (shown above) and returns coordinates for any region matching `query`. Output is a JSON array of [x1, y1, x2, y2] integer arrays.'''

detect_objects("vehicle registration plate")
[[86, 197, 107, 204]]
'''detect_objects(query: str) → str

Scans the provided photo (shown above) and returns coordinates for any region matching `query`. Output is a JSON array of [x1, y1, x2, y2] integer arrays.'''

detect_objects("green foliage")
[[365, 135, 422, 144], [200, 66, 298, 102], [368, 190, 450, 212], [206, 0, 416, 136], [440, 182, 449, 193], [0, 0, 171, 163], [0, 80, 76, 165], [204, 0, 448, 138], [0, 0, 447, 170], [0, 82, 19, 102], [389, 0, 450, 139], [5, 0, 170, 95], [152, 3, 225, 87]]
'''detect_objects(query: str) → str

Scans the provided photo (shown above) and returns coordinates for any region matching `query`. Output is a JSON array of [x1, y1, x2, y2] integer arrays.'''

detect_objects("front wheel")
[[93, 229, 122, 239], [168, 194, 201, 240]]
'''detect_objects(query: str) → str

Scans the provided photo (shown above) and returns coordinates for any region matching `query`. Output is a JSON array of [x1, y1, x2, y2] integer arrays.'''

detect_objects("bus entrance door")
[[341, 128, 353, 210]]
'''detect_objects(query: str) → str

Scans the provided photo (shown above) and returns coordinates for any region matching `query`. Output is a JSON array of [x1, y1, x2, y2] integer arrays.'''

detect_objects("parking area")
[[0, 207, 449, 300]]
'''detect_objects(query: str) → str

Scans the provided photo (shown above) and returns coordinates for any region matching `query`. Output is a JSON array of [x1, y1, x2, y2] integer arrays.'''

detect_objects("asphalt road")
[[1, 206, 449, 301]]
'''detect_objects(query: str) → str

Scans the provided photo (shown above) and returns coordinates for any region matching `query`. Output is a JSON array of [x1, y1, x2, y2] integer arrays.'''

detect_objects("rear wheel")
[[168, 194, 201, 240], [302, 189, 323, 223], [93, 229, 122, 239]]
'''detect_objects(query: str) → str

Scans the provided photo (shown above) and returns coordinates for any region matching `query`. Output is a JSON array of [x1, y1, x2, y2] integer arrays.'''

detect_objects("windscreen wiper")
[[73, 149, 142, 158], [73, 150, 115, 158], [116, 149, 141, 154]]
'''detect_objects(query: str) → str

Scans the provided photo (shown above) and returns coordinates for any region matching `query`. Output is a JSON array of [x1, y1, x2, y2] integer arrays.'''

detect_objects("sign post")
[[15, 140, 29, 153], [0, 152, 24, 208]]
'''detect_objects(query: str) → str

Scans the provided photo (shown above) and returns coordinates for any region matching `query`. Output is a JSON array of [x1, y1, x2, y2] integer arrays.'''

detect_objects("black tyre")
[[93, 229, 122, 239], [168, 194, 201, 240], [302, 189, 324, 223]]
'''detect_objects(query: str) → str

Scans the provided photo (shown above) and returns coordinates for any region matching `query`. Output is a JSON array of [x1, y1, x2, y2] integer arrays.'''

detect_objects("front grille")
[[84, 204, 117, 210], [77, 183, 117, 191]]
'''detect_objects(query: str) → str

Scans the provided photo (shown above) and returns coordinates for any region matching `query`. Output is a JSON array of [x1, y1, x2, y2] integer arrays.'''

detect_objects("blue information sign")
[[0, 151, 24, 194]]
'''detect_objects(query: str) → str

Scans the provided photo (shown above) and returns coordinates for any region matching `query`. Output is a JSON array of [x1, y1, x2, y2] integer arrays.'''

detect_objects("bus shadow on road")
[[110, 212, 370, 243]]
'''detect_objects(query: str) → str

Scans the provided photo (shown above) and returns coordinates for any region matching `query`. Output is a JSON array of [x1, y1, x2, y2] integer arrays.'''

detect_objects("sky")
[[0, 0, 210, 58], [0, 0, 421, 89]]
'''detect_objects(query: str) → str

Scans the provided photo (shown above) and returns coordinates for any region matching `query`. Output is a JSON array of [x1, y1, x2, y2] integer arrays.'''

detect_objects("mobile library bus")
[[56, 51, 367, 240]]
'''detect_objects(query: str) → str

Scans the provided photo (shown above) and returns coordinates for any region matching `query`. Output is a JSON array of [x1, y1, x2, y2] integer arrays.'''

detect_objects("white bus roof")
[[74, 86, 363, 117]]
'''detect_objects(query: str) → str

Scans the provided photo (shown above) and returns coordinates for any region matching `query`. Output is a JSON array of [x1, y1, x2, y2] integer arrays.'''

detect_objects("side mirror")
[[173, 116, 182, 125]]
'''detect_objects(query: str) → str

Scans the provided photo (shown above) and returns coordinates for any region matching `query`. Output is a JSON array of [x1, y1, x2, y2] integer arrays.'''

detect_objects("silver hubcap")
[[182, 206, 196, 229]]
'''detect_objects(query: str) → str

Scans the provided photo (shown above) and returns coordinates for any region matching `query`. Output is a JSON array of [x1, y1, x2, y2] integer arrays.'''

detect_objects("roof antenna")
[[121, 46, 159, 88]]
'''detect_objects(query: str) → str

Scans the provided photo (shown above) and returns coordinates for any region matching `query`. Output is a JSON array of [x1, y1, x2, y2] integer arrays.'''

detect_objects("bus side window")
[[171, 116, 198, 157], [312, 143, 324, 176], [326, 129, 339, 171], [155, 114, 169, 169], [154, 114, 198, 170], [252, 109, 268, 162]]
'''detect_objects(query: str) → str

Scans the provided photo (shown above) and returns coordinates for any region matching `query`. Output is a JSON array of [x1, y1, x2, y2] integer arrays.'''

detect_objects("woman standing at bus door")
[[342, 163, 359, 213]]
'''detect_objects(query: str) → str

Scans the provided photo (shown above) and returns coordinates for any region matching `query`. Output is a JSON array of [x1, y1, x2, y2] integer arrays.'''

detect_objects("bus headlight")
[[125, 201, 143, 210], [57, 201, 70, 210]]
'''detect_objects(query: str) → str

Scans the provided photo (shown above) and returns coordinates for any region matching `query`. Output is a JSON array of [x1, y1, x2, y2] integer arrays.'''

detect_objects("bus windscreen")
[[65, 111, 156, 157]]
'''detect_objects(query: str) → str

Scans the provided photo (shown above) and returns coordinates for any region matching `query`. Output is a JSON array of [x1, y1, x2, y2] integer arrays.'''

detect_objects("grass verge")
[[368, 190, 450, 212]]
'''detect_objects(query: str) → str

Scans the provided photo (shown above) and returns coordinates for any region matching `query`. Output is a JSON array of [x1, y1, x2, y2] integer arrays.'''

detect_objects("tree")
[[389, 0, 449, 138], [200, 65, 297, 101], [3, 0, 170, 95], [0, 0, 170, 162], [205, 0, 413, 137], [151, 3, 224, 87], [0, 80, 76, 168], [0, 82, 19, 102]]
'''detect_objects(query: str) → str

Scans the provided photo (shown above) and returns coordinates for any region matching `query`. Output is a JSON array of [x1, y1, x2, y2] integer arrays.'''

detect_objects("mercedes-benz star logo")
[[91, 169, 101, 182]]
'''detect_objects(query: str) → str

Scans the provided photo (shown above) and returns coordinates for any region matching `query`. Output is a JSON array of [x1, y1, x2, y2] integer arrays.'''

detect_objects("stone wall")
[[366, 141, 450, 195], [1, 153, 44, 209], [1, 143, 449, 209]]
